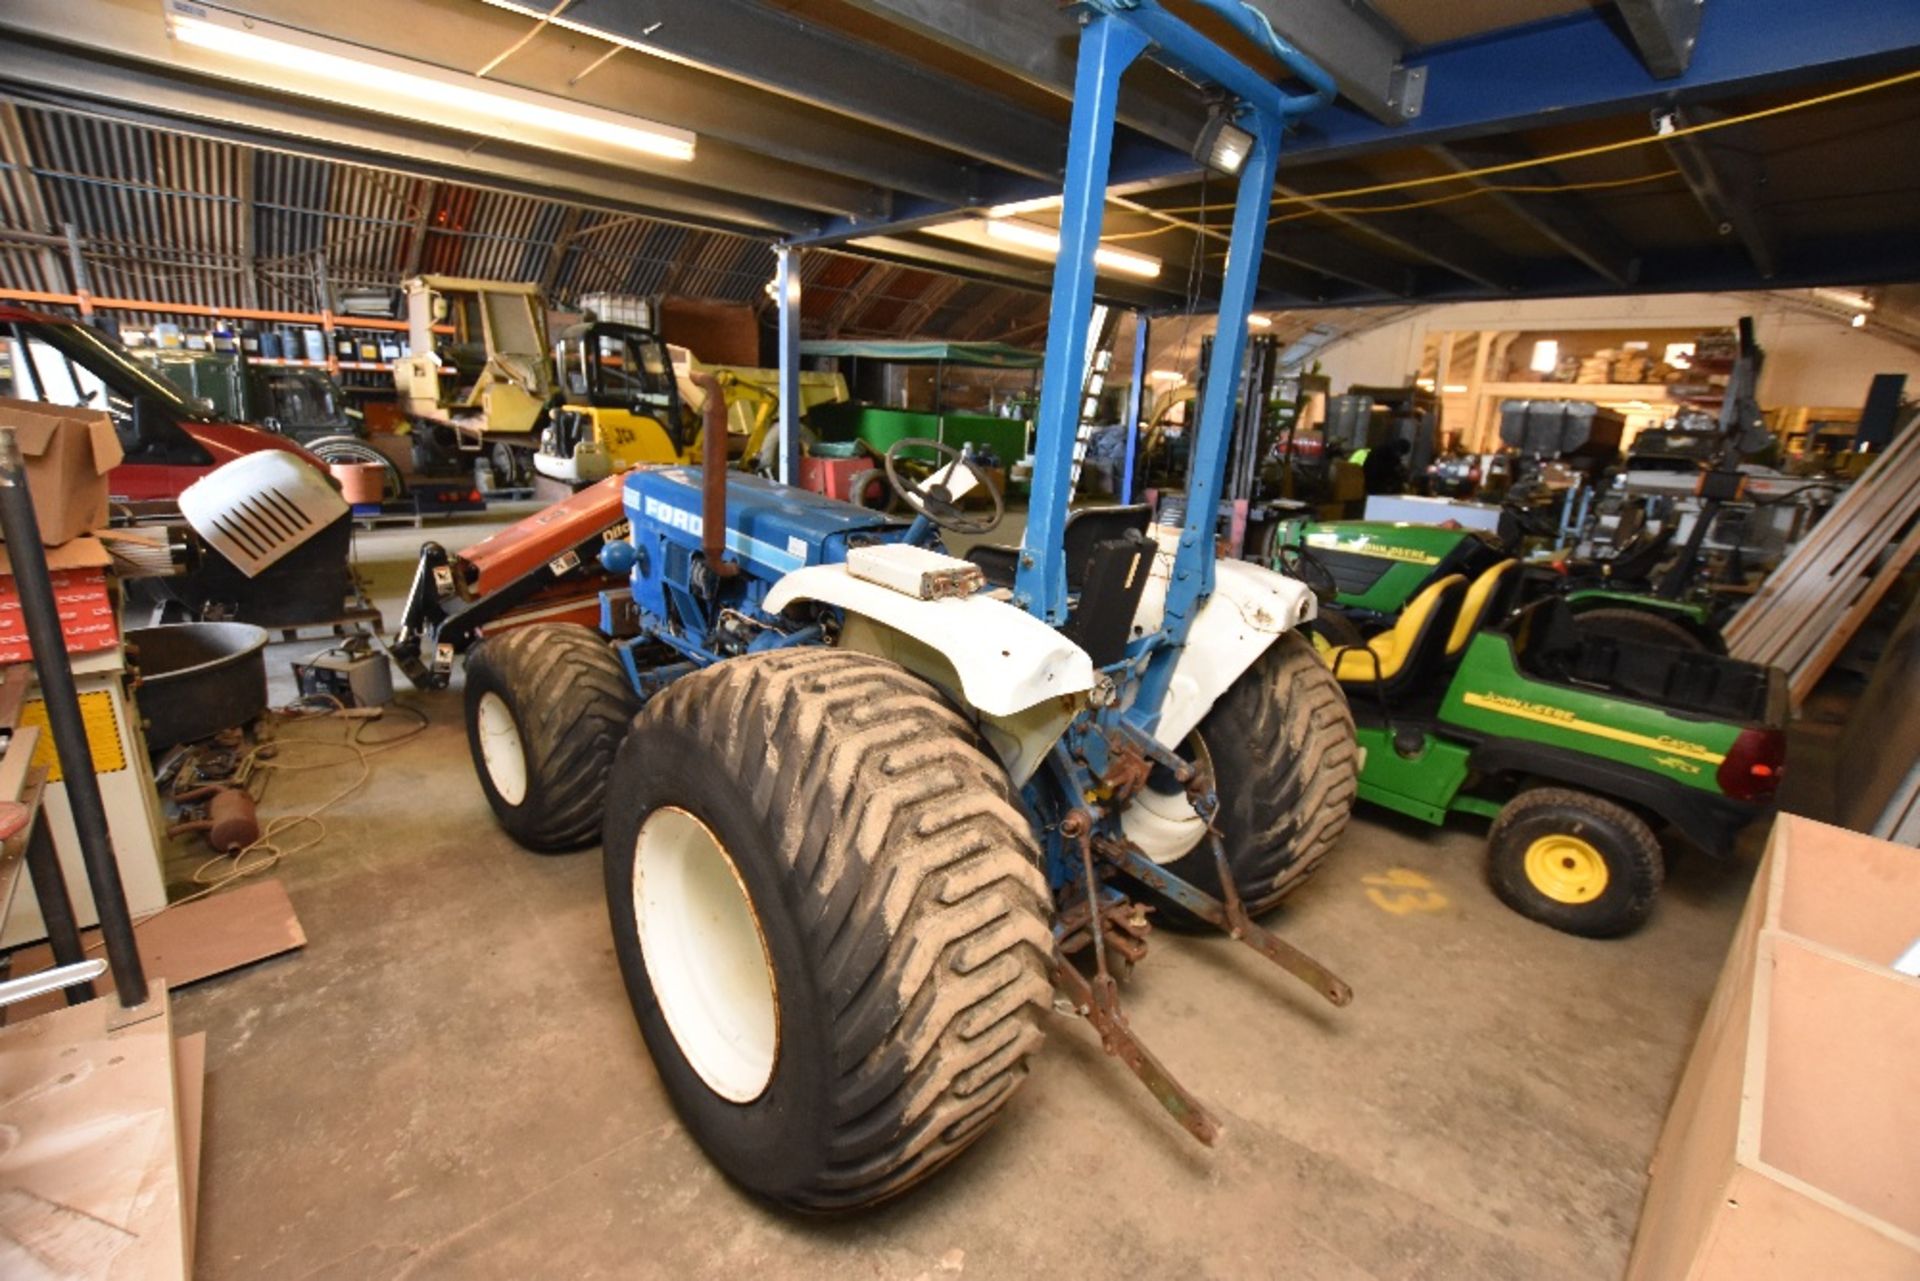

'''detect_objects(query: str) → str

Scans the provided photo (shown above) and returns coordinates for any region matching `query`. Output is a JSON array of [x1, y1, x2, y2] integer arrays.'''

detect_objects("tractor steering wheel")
[[1275, 543, 1339, 603], [883, 437, 1004, 536]]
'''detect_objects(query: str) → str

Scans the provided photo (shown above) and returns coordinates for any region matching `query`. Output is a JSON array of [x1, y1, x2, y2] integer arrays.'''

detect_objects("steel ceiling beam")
[[0, 40, 814, 234], [1662, 104, 1779, 279], [833, 0, 1920, 231], [1236, 0, 1422, 125], [829, 0, 1210, 151], [1430, 142, 1641, 286], [1613, 0, 1706, 79], [266, 0, 988, 207], [1285, 0, 1920, 164], [507, 0, 1064, 180], [1273, 166, 1517, 293], [0, 1, 900, 220]]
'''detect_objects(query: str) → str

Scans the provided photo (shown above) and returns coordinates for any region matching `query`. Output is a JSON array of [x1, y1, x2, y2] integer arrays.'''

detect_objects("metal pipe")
[[0, 427, 148, 1007], [1121, 312, 1148, 504], [23, 807, 97, 1006], [691, 370, 737, 579], [774, 245, 802, 487]]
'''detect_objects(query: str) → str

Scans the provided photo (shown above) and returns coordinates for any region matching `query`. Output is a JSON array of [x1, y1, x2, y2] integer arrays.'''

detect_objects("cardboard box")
[[0, 396, 125, 545]]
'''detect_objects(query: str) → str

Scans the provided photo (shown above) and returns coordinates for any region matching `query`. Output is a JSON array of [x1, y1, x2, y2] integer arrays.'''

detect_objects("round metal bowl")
[[127, 622, 270, 750]]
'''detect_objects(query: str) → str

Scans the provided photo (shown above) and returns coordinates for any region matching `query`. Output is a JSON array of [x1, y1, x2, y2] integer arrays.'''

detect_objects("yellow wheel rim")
[[1523, 834, 1609, 904]]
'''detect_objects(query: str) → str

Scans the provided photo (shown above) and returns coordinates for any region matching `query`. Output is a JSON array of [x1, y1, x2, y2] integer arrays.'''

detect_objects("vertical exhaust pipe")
[[691, 370, 738, 578]]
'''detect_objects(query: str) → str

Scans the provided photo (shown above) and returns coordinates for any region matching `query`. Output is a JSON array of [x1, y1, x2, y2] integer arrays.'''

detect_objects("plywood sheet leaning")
[[1625, 816, 1920, 1279], [0, 984, 189, 1281]]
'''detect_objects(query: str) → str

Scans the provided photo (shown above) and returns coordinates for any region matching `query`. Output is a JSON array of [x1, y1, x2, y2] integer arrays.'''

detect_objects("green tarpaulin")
[[799, 340, 1043, 369]]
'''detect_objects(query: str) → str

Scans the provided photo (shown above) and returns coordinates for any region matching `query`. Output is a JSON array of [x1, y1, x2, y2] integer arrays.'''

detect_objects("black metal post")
[[0, 426, 148, 1007], [23, 804, 96, 1005]]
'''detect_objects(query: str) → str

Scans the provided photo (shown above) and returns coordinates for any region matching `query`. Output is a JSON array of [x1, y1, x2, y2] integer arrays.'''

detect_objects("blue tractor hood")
[[623, 467, 902, 577]]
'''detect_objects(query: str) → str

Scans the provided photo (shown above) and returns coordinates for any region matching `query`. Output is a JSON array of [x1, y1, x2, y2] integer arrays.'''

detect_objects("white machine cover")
[[178, 450, 348, 578]]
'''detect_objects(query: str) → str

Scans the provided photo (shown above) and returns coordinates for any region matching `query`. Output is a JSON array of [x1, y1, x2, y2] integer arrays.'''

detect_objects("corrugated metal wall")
[[0, 98, 1046, 342]]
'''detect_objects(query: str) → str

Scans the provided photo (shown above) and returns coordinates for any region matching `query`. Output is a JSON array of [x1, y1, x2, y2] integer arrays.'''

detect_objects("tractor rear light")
[[1717, 726, 1786, 801]]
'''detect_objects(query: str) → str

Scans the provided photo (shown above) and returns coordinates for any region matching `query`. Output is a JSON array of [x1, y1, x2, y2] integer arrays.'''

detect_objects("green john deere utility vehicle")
[[1319, 558, 1785, 937], [1276, 516, 1724, 654]]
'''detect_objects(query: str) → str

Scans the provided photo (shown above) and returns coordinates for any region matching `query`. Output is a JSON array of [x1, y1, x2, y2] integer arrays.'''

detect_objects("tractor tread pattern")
[[467, 623, 637, 850], [645, 648, 1052, 1210], [1209, 632, 1360, 911]]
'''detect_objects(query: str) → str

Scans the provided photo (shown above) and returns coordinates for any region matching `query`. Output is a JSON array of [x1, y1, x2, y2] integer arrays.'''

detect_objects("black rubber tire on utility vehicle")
[[1146, 631, 1360, 926], [463, 623, 639, 852], [602, 648, 1054, 1212], [1573, 607, 1710, 653], [1487, 787, 1665, 938]]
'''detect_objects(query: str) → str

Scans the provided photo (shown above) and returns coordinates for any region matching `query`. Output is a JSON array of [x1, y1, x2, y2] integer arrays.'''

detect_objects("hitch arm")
[[1096, 836, 1353, 1007], [1052, 952, 1221, 1146]]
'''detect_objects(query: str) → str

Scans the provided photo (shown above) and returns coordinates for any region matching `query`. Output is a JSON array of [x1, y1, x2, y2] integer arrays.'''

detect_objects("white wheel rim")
[[634, 807, 779, 1103], [1122, 785, 1209, 864], [1121, 734, 1210, 865], [475, 692, 528, 806]]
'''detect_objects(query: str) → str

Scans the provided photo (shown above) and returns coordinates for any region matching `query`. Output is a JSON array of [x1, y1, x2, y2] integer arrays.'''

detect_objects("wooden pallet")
[[1725, 415, 1920, 704]]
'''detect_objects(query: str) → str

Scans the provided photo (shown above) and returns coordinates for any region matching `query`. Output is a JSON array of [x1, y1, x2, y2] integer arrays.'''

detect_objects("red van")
[[0, 305, 317, 501]]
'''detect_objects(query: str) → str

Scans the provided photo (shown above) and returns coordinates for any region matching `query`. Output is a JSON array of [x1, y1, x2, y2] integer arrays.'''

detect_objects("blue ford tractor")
[[458, 1, 1360, 1211]]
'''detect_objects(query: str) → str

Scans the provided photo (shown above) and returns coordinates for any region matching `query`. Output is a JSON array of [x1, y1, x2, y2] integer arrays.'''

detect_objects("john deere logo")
[[1303, 533, 1439, 565]]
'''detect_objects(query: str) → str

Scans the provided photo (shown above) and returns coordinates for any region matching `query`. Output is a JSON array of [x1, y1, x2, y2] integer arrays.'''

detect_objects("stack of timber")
[[1724, 413, 1920, 704]]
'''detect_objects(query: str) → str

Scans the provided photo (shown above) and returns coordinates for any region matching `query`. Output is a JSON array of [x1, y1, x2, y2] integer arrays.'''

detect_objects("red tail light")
[[1718, 726, 1786, 801]]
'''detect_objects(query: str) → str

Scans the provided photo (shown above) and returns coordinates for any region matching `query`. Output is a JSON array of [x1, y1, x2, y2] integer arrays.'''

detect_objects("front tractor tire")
[[1127, 631, 1360, 923], [463, 623, 639, 852], [603, 648, 1054, 1212], [1486, 787, 1665, 937]]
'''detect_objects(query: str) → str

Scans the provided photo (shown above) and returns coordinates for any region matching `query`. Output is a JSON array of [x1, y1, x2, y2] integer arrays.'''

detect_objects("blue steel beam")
[[789, 0, 1920, 251], [1012, 15, 1150, 624]]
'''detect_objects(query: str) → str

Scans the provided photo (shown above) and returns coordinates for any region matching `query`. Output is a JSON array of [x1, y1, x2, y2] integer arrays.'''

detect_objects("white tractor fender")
[[1130, 539, 1318, 749], [762, 564, 1096, 718]]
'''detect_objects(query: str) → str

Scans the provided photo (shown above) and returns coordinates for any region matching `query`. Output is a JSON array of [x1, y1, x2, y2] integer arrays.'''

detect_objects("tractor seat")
[[1444, 559, 1522, 659], [963, 504, 1153, 592], [1326, 574, 1467, 699]]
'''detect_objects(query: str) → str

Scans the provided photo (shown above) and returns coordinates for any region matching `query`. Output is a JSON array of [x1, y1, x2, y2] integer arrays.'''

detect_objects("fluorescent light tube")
[[982, 219, 1162, 279], [987, 196, 1064, 219], [164, 1, 695, 163]]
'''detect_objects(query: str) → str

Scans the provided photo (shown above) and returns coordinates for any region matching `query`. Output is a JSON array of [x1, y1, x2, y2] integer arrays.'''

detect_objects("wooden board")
[[173, 1032, 206, 1273], [3, 877, 304, 1023], [1725, 419, 1920, 702], [1626, 838, 1771, 1281], [1755, 935, 1920, 1242], [1772, 820, 1920, 963], [0, 985, 188, 1281]]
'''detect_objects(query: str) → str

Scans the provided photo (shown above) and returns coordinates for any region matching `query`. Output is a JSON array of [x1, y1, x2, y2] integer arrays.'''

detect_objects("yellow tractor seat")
[[1327, 575, 1467, 698], [1446, 559, 1522, 657]]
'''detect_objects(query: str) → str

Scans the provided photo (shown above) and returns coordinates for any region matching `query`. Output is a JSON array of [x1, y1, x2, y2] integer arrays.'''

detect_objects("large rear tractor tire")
[[463, 623, 638, 852], [1124, 631, 1359, 924], [603, 648, 1053, 1212], [1486, 787, 1664, 937]]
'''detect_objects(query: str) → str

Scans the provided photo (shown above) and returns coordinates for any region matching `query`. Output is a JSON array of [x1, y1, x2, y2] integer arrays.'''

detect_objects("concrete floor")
[[167, 505, 1759, 1280]]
